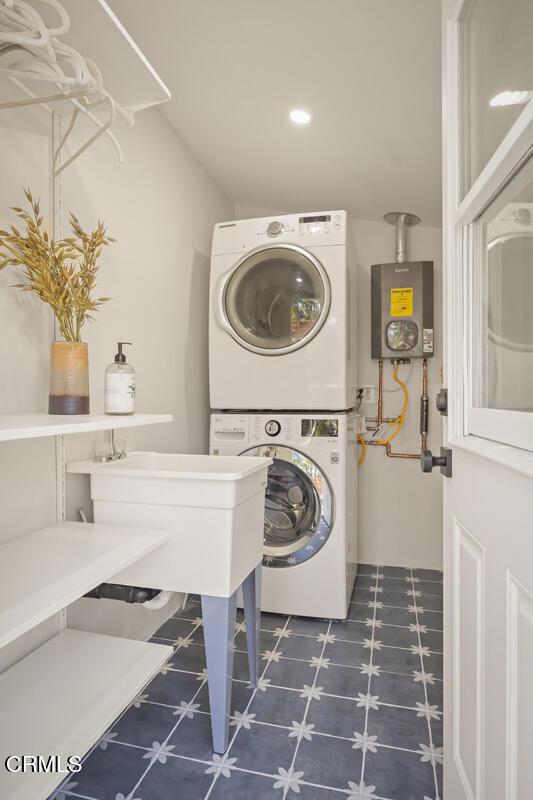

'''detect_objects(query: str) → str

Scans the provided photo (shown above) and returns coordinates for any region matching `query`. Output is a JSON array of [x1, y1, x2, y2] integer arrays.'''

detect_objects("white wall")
[[0, 106, 63, 673], [234, 206, 443, 569], [352, 218, 443, 569], [61, 108, 234, 637], [0, 102, 233, 663]]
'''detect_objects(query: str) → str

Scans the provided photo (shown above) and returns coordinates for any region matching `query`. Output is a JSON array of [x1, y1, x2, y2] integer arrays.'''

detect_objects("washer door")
[[242, 445, 334, 568], [224, 244, 331, 354]]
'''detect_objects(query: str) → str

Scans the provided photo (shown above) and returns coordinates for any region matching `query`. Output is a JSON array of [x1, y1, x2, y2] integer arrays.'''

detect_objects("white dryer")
[[209, 211, 356, 411], [210, 411, 358, 619]]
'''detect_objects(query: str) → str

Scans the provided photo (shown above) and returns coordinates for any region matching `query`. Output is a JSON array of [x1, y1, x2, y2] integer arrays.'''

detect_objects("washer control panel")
[[265, 419, 281, 436], [253, 415, 294, 442], [210, 413, 357, 449]]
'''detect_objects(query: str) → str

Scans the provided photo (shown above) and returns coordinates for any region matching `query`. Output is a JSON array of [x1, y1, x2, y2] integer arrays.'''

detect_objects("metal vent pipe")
[[384, 211, 421, 263]]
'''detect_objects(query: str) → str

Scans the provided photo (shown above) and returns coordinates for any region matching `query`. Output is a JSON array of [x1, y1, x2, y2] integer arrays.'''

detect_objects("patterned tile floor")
[[51, 565, 443, 800]]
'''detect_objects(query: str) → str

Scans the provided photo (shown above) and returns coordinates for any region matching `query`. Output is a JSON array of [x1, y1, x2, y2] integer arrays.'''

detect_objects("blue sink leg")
[[242, 563, 262, 685], [200, 591, 237, 753]]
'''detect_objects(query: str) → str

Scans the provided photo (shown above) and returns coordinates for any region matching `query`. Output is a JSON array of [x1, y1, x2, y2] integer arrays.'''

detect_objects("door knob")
[[421, 447, 452, 478]]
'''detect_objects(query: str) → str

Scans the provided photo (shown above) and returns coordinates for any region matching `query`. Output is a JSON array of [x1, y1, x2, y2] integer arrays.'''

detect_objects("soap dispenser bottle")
[[105, 342, 136, 415]]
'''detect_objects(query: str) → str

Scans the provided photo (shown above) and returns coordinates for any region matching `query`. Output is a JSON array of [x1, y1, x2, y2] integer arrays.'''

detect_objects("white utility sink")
[[67, 451, 271, 597]]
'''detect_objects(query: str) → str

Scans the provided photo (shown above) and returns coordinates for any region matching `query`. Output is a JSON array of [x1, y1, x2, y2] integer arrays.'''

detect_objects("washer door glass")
[[242, 445, 334, 568], [224, 245, 329, 352]]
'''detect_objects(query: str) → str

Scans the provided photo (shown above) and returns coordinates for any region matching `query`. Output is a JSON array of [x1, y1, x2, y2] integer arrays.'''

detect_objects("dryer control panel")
[[211, 210, 347, 254]]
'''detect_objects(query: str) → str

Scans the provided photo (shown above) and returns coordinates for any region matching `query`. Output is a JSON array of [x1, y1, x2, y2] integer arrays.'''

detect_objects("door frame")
[[443, 0, 533, 472]]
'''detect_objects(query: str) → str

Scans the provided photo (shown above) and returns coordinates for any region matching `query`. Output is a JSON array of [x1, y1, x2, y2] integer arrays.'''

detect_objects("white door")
[[442, 2, 533, 799]]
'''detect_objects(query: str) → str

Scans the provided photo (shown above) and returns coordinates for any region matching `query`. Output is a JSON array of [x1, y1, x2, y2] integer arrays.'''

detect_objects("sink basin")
[[67, 451, 271, 597], [84, 451, 265, 479]]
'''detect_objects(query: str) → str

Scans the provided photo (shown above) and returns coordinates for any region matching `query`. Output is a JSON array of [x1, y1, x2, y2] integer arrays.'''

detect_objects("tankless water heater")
[[371, 260, 434, 359]]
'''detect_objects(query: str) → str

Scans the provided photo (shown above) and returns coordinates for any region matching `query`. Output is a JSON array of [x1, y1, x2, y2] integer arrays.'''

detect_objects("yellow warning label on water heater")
[[390, 287, 413, 316]]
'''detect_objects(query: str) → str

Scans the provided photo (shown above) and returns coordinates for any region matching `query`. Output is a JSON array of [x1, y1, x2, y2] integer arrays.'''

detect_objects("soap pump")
[[105, 342, 136, 415]]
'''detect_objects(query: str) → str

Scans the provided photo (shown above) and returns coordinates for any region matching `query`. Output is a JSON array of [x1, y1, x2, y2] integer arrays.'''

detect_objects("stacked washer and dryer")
[[208, 211, 358, 619]]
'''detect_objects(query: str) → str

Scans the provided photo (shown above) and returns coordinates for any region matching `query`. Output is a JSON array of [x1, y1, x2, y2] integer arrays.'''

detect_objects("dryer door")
[[242, 444, 334, 568], [224, 244, 331, 354]]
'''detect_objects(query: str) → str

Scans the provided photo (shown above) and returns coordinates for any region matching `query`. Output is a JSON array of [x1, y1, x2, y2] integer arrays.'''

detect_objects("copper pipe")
[[377, 358, 383, 425], [367, 440, 420, 459], [368, 357, 429, 460], [368, 358, 426, 460], [386, 444, 420, 459]]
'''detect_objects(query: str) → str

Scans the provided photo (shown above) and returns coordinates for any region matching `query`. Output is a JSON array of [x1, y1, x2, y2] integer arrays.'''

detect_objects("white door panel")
[[507, 573, 533, 799], [453, 518, 484, 800], [443, 2, 533, 798], [443, 445, 533, 800]]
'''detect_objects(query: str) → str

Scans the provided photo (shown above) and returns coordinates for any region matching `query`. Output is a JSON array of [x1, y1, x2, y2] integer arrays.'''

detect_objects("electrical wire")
[[374, 363, 409, 445], [357, 433, 366, 466]]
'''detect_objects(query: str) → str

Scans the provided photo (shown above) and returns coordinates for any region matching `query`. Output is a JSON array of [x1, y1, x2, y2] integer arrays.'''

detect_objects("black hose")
[[85, 583, 162, 604]]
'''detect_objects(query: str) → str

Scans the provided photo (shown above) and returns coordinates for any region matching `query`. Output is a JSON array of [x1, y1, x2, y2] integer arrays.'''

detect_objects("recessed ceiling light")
[[289, 109, 312, 125], [489, 90, 530, 107]]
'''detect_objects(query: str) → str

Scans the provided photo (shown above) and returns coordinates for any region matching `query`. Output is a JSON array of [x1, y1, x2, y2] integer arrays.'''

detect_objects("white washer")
[[209, 211, 356, 411], [210, 411, 358, 619]]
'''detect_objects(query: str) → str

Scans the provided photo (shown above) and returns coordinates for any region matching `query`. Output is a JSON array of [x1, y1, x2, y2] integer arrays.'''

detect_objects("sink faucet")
[[94, 429, 128, 462]]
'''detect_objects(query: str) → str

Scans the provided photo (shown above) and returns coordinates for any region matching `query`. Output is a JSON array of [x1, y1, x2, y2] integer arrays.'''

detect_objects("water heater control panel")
[[371, 261, 434, 359]]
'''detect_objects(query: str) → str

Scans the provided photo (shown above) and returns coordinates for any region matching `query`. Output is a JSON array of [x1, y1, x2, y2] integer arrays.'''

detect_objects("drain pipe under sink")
[[77, 507, 175, 612]]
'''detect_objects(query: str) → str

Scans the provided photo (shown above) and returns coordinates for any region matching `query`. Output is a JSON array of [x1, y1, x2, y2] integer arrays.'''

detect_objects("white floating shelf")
[[0, 413, 172, 443], [60, 0, 171, 112], [0, 629, 172, 800], [0, 521, 170, 649]]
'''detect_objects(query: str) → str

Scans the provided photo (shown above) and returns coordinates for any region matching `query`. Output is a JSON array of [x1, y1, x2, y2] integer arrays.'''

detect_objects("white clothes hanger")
[[67, 93, 125, 164], [0, 0, 91, 95], [53, 92, 115, 175], [0, 0, 69, 44], [0, 36, 96, 88], [8, 72, 125, 168], [52, 56, 122, 174], [23, 0, 69, 37], [0, 42, 101, 108], [0, 1, 49, 47], [0, 0, 134, 171]]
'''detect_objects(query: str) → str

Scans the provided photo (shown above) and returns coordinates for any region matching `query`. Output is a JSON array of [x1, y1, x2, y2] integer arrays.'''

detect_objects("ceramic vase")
[[49, 341, 90, 415]]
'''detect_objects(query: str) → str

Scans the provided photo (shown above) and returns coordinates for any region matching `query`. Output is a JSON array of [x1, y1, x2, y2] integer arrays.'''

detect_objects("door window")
[[468, 155, 533, 447], [224, 246, 329, 352], [242, 445, 333, 568], [462, 0, 533, 197]]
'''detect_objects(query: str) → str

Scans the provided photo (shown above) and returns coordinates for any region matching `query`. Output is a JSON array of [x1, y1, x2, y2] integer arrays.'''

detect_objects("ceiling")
[[110, 0, 443, 226]]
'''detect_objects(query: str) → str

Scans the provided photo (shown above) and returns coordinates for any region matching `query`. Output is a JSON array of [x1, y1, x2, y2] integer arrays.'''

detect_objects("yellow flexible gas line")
[[357, 433, 366, 466], [375, 363, 409, 445]]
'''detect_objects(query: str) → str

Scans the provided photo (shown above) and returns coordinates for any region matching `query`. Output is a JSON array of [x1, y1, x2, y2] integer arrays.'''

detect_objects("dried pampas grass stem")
[[0, 188, 114, 342]]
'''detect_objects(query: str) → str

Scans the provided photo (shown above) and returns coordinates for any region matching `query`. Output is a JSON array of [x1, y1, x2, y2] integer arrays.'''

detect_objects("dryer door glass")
[[224, 245, 330, 352], [242, 445, 334, 568]]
